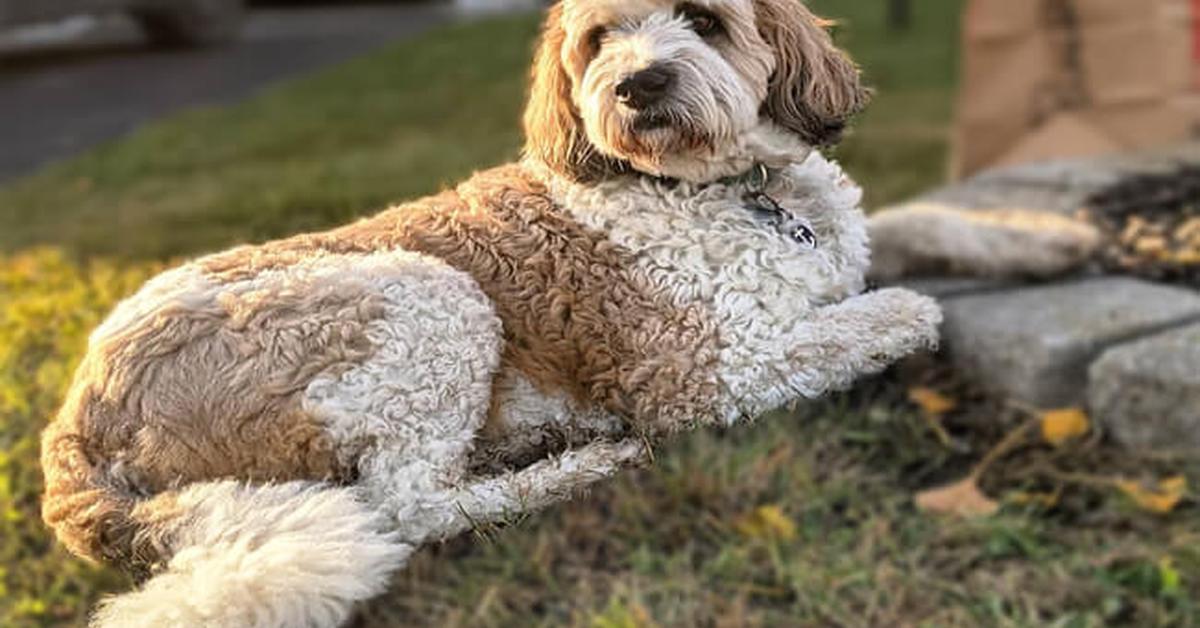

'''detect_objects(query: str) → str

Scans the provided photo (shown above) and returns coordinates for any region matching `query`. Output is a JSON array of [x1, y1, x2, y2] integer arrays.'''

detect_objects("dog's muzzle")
[[615, 64, 675, 111]]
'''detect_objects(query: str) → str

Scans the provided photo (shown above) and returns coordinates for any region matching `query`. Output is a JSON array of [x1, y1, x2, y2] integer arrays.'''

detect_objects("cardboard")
[[1080, 21, 1170, 105], [953, 0, 1200, 178], [961, 1, 1043, 41], [958, 34, 1056, 123], [1073, 0, 1166, 24], [991, 113, 1122, 170], [1161, 17, 1195, 93], [1082, 96, 1200, 146]]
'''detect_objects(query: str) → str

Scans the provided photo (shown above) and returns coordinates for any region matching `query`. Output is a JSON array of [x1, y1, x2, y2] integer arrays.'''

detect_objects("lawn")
[[2, 3, 1197, 627]]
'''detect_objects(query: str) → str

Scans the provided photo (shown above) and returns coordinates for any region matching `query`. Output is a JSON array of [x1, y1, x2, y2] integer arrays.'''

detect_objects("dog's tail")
[[88, 482, 410, 628], [42, 423, 409, 628]]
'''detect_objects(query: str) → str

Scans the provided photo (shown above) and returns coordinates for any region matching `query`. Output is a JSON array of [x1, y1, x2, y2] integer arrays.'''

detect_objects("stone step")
[[915, 142, 1200, 216], [918, 180, 1095, 216], [937, 277, 1200, 407], [897, 277, 1013, 299], [1089, 322, 1200, 450]]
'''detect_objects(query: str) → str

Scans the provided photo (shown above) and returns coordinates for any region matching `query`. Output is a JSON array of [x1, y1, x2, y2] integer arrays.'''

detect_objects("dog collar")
[[732, 163, 818, 250], [642, 163, 818, 250], [717, 161, 773, 190]]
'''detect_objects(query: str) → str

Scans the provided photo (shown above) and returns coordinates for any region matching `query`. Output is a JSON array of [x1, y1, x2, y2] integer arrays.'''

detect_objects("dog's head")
[[523, 0, 868, 182]]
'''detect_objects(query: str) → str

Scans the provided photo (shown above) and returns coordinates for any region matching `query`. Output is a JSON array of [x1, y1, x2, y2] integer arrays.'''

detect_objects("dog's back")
[[39, 163, 715, 626]]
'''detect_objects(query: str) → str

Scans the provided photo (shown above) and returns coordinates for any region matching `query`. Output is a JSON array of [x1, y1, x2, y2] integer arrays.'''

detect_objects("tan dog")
[[41, 2, 941, 625]]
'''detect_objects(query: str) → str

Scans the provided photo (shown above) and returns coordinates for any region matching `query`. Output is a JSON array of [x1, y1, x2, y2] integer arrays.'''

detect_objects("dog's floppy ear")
[[754, 0, 870, 146], [523, 5, 625, 181]]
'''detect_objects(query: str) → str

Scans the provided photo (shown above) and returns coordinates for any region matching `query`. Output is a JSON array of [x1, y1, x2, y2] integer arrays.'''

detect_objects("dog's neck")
[[640, 119, 815, 184], [527, 120, 815, 194]]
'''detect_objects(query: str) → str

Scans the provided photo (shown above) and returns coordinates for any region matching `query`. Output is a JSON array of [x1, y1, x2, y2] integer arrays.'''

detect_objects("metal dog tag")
[[743, 191, 819, 250], [785, 220, 818, 249]]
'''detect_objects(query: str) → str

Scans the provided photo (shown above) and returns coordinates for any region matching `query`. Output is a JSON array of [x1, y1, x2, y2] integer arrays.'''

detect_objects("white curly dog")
[[41, 1, 941, 625]]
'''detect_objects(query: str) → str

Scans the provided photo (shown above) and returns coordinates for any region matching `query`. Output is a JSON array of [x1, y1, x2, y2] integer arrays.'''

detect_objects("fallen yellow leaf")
[[735, 504, 797, 541], [1007, 489, 1061, 509], [908, 387, 959, 446], [1040, 408, 1090, 446], [908, 386, 957, 416], [1134, 235, 1168, 258], [915, 476, 999, 518], [1117, 475, 1188, 514], [1170, 249, 1200, 265]]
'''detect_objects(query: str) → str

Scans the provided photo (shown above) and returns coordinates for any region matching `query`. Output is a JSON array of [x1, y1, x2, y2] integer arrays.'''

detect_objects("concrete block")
[[1089, 322, 1200, 449], [940, 278, 1200, 407], [893, 276, 1011, 299]]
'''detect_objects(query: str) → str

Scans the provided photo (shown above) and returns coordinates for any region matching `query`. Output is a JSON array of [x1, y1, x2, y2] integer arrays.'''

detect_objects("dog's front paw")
[[832, 288, 942, 359], [782, 288, 942, 397]]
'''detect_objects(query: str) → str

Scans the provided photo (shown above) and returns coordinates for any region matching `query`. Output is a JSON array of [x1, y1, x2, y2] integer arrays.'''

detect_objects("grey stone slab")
[[1159, 142, 1200, 164], [917, 141, 1200, 218], [1089, 322, 1200, 449], [973, 160, 1124, 190], [1096, 142, 1200, 175], [940, 278, 1200, 407], [893, 276, 1012, 299], [918, 181, 1094, 216]]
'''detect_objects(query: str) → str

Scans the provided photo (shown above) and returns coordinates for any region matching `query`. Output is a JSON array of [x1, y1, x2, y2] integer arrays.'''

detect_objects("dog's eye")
[[585, 26, 608, 58], [677, 4, 723, 38]]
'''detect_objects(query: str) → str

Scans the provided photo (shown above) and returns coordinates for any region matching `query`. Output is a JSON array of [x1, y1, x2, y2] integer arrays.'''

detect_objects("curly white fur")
[[542, 150, 941, 422]]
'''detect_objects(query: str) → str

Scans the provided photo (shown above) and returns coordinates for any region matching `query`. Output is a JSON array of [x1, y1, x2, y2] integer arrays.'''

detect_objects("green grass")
[[2, 4, 1198, 627], [363, 394, 1200, 627], [0, 251, 154, 627]]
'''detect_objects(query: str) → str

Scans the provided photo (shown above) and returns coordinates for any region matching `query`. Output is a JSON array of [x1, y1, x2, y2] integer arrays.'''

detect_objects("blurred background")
[[1, 1, 1197, 626]]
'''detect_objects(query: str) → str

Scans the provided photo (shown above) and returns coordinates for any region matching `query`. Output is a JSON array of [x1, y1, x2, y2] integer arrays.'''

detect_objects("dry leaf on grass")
[[1007, 489, 1062, 509], [907, 386, 957, 446], [915, 476, 999, 518], [1040, 408, 1090, 446], [908, 386, 956, 416], [735, 504, 797, 541], [1117, 475, 1188, 514]]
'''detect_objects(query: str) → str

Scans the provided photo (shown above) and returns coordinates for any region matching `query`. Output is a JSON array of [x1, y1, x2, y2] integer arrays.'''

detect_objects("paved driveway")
[[0, 4, 452, 181]]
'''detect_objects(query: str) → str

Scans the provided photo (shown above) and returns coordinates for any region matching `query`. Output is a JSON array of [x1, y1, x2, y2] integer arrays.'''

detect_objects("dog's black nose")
[[615, 65, 674, 110]]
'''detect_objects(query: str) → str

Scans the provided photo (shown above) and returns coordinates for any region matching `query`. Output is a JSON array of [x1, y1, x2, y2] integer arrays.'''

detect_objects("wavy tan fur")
[[523, 4, 630, 182], [754, 0, 870, 146]]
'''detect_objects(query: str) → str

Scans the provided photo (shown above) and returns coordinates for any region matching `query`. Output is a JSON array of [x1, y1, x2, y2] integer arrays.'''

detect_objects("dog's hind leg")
[[75, 249, 492, 628], [301, 251, 507, 546], [427, 438, 648, 539], [302, 252, 643, 547]]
